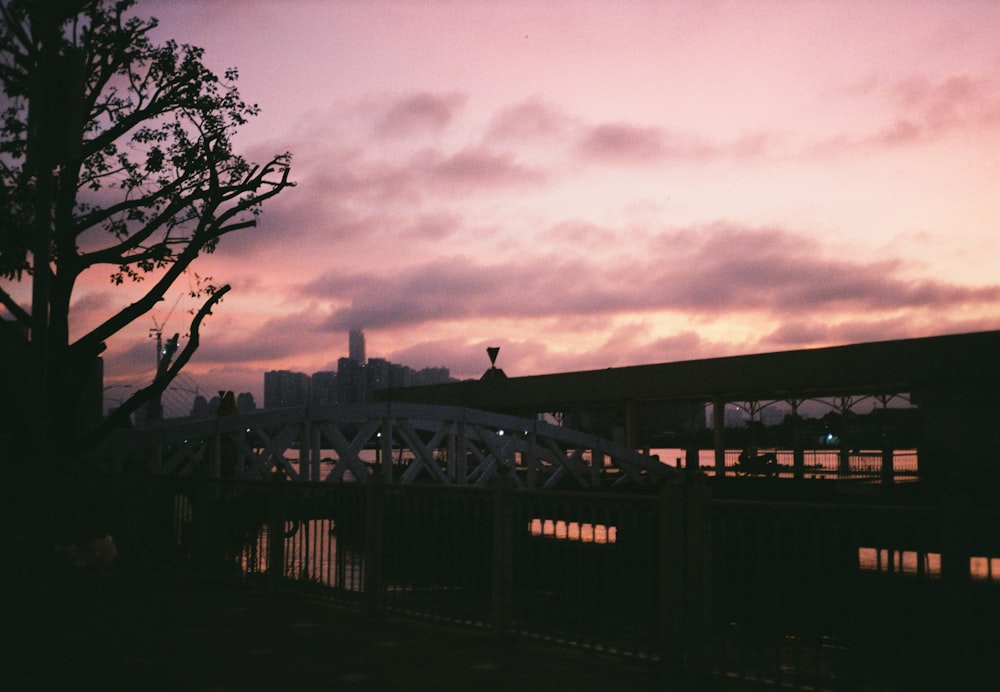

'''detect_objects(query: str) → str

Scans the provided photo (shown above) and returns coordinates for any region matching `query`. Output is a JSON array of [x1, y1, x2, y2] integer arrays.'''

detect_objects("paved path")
[[4, 570, 684, 691]]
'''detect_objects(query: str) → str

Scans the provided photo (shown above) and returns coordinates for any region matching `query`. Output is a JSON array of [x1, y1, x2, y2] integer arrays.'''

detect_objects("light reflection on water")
[[857, 547, 1000, 582], [529, 518, 617, 544]]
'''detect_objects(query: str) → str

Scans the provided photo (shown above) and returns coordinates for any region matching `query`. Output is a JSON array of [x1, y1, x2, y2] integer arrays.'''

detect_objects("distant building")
[[261, 329, 454, 409], [389, 363, 414, 389], [191, 394, 212, 419], [264, 369, 309, 408], [349, 329, 366, 364], [415, 367, 452, 386], [193, 391, 255, 418], [310, 371, 337, 409], [336, 357, 367, 404], [236, 392, 256, 413], [367, 358, 390, 392]]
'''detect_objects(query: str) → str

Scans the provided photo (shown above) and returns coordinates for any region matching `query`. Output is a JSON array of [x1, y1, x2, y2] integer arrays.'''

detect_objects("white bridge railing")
[[84, 403, 672, 490]]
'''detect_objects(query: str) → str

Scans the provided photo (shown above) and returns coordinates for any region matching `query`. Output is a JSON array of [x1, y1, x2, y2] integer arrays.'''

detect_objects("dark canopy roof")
[[377, 330, 1000, 413]]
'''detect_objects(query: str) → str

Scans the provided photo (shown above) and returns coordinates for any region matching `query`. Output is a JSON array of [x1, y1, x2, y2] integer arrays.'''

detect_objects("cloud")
[[270, 139, 547, 215], [574, 122, 776, 165], [816, 73, 1000, 154], [760, 313, 1000, 352], [577, 123, 675, 163], [383, 329, 743, 381], [193, 308, 331, 365], [298, 222, 1000, 332], [376, 92, 467, 139], [485, 97, 576, 142], [420, 146, 547, 191], [891, 75, 1000, 135], [545, 220, 621, 250]]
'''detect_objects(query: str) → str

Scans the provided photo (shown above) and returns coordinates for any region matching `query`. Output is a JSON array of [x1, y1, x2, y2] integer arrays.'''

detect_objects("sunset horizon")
[[5, 0, 1000, 408]]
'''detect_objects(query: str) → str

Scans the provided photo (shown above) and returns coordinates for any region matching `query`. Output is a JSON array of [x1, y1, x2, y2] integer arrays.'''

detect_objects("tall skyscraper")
[[349, 328, 366, 364]]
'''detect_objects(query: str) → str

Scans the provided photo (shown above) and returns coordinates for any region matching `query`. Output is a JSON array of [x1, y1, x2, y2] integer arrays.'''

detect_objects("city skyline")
[[110, 328, 453, 418], [6, 0, 1000, 402]]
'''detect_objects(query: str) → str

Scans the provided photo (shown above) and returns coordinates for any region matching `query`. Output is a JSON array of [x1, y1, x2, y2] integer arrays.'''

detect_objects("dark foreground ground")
[[3, 568, 704, 692]]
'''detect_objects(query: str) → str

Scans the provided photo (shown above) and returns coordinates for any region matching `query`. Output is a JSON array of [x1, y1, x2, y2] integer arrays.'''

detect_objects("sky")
[[8, 0, 1000, 407]]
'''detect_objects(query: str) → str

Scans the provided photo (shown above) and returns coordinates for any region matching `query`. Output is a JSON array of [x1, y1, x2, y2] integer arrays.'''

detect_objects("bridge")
[[83, 402, 671, 490], [27, 330, 1000, 689], [379, 329, 1000, 483]]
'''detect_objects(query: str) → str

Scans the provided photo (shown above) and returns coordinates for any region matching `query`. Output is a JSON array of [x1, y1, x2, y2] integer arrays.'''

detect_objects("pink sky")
[[8, 0, 1000, 406]]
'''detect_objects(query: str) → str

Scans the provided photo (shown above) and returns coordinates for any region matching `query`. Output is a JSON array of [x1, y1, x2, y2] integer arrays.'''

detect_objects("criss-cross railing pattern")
[[85, 403, 670, 490]]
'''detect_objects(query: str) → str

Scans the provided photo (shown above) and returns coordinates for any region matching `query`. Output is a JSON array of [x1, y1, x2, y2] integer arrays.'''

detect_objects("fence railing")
[[54, 474, 1000, 690], [719, 448, 920, 481], [81, 403, 669, 490]]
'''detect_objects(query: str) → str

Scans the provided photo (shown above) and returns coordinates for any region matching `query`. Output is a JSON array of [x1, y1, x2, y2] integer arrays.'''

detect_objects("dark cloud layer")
[[296, 222, 1000, 339]]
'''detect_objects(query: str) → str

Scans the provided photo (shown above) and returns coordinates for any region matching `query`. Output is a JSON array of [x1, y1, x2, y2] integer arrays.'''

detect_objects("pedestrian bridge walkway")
[[85, 402, 671, 490]]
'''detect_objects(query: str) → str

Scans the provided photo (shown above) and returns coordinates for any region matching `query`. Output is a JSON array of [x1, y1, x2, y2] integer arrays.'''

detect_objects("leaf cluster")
[[0, 0, 293, 448], [0, 0, 292, 306]]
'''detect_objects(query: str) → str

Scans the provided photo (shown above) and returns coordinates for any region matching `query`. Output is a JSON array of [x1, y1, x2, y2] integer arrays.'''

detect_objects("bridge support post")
[[880, 446, 893, 485], [838, 445, 851, 477], [364, 474, 385, 613], [380, 416, 394, 483], [491, 474, 513, 637], [210, 432, 221, 478], [713, 398, 726, 476], [790, 400, 805, 481], [625, 401, 637, 450], [456, 420, 468, 485], [941, 490, 972, 690], [659, 475, 712, 683], [658, 480, 685, 672], [683, 474, 711, 685], [525, 429, 539, 489], [267, 472, 285, 591]]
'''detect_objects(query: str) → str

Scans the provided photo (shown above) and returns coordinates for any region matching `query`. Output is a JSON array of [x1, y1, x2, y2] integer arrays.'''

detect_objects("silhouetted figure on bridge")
[[737, 447, 779, 476]]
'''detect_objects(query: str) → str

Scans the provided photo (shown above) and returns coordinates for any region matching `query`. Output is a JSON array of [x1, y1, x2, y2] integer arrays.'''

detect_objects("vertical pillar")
[[685, 446, 700, 474], [296, 420, 309, 481], [364, 474, 385, 613], [838, 444, 851, 477], [456, 420, 468, 485], [941, 489, 971, 689], [210, 431, 221, 478], [446, 422, 457, 482], [684, 474, 711, 685], [658, 480, 685, 672], [311, 423, 321, 482], [491, 474, 513, 637], [713, 398, 726, 476], [591, 449, 604, 488], [790, 400, 805, 481], [880, 446, 894, 486], [625, 400, 638, 450], [380, 416, 393, 483], [267, 472, 285, 591], [525, 429, 539, 489]]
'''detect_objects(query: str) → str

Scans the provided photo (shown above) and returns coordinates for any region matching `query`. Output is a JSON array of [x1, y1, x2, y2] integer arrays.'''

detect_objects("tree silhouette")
[[0, 0, 293, 462]]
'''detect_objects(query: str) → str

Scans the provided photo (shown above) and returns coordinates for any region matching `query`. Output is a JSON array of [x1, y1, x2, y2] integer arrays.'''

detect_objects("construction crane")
[[146, 293, 182, 422], [149, 293, 182, 371]]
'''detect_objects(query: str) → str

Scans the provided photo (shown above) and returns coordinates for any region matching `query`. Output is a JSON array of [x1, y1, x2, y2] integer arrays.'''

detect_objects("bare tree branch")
[[0, 285, 31, 327], [83, 283, 231, 449], [0, 1, 293, 460]]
